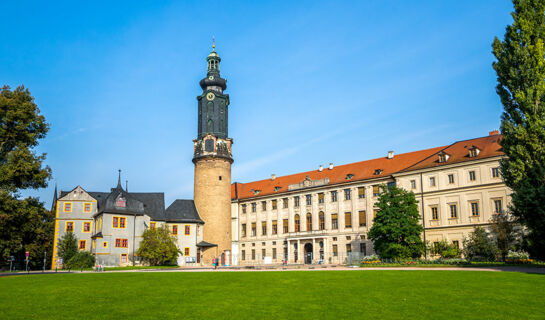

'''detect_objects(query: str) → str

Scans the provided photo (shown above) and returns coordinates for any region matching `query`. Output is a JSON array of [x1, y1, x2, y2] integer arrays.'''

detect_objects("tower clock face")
[[206, 92, 215, 101], [208, 75, 214, 80]]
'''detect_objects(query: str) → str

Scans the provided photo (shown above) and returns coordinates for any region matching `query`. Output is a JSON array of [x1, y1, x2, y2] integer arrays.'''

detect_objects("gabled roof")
[[399, 134, 503, 172], [231, 133, 504, 201], [232, 145, 446, 200], [165, 200, 204, 224]]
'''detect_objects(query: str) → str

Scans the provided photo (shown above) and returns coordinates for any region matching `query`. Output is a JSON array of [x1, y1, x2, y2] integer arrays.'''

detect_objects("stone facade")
[[230, 133, 510, 265]]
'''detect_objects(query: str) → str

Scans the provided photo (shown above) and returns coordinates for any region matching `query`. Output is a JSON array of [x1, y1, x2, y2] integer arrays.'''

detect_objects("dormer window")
[[274, 186, 281, 192], [346, 174, 354, 180], [468, 146, 480, 158], [254, 190, 261, 195], [373, 169, 383, 175], [438, 151, 450, 163], [115, 196, 126, 208]]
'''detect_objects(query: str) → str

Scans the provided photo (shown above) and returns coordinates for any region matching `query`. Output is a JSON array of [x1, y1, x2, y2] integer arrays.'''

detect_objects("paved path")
[[3, 265, 544, 276]]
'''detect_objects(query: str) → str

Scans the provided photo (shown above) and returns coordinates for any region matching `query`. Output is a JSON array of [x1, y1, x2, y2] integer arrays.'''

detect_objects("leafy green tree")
[[137, 226, 179, 266], [66, 251, 95, 269], [56, 232, 78, 267], [489, 212, 521, 261], [492, 0, 545, 259], [0, 85, 52, 268], [368, 185, 425, 259], [463, 226, 499, 262], [432, 240, 461, 259]]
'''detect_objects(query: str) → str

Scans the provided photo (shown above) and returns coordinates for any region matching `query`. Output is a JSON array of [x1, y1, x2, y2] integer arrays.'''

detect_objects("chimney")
[[318, 165, 323, 172], [387, 151, 394, 159], [489, 130, 500, 136], [329, 163, 334, 170], [271, 174, 276, 181]]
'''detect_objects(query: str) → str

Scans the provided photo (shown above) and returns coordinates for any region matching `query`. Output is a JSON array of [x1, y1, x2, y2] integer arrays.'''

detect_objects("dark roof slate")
[[165, 200, 204, 224]]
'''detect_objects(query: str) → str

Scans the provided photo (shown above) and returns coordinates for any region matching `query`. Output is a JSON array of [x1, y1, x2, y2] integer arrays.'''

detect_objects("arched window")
[[294, 214, 300, 232], [207, 119, 214, 132], [306, 213, 312, 231], [319, 212, 325, 230]]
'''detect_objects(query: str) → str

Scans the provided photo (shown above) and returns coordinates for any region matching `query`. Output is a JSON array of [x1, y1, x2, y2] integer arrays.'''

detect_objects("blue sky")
[[1, 1, 513, 208]]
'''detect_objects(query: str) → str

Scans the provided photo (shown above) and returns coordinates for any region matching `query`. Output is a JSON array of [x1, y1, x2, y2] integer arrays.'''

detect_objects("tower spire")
[[117, 169, 122, 189], [212, 36, 215, 51]]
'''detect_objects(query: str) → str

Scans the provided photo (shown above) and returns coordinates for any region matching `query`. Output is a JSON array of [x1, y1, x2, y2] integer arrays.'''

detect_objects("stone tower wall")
[[194, 157, 232, 265]]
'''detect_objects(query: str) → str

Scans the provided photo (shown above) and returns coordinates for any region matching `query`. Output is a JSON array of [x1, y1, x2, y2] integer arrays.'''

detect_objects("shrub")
[[506, 250, 529, 260], [433, 240, 461, 259], [66, 251, 95, 269], [56, 232, 78, 267], [381, 244, 412, 260], [137, 226, 180, 266], [463, 226, 499, 262], [362, 254, 380, 262]]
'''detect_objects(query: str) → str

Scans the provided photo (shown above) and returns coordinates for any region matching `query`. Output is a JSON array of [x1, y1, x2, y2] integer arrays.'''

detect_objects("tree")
[[0, 85, 52, 269], [66, 251, 95, 269], [463, 226, 499, 262], [137, 226, 179, 266], [489, 212, 521, 261], [492, 0, 545, 259], [368, 185, 425, 259], [56, 232, 78, 267], [432, 240, 461, 259]]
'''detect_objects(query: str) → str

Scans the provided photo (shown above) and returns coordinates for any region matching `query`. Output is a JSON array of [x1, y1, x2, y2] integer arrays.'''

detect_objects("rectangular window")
[[448, 174, 455, 184], [333, 244, 338, 257], [64, 202, 72, 212], [294, 196, 300, 207], [261, 201, 267, 211], [262, 221, 267, 236], [262, 249, 266, 259], [492, 167, 500, 178], [184, 248, 190, 256], [84, 203, 92, 213], [345, 212, 352, 228], [241, 224, 247, 237], [283, 219, 288, 233], [79, 240, 86, 250], [295, 216, 300, 232], [358, 187, 365, 199], [272, 200, 277, 210], [469, 171, 476, 181], [450, 204, 457, 218], [121, 254, 128, 263], [331, 214, 338, 229], [241, 250, 246, 260], [252, 249, 256, 260], [283, 198, 288, 208], [360, 243, 367, 255], [358, 211, 366, 227], [494, 199, 503, 214], [346, 244, 352, 253], [410, 180, 416, 189], [372, 185, 380, 197], [103, 241, 108, 248], [429, 177, 436, 187], [452, 240, 460, 249], [318, 193, 325, 204], [306, 194, 312, 205], [184, 225, 191, 235], [66, 222, 74, 232], [344, 189, 351, 200], [120, 217, 126, 228], [470, 202, 479, 216], [251, 223, 256, 236], [115, 238, 128, 248], [251, 203, 257, 212], [272, 248, 277, 259], [172, 225, 178, 235], [272, 220, 277, 235], [113, 217, 126, 229], [431, 206, 439, 220], [150, 222, 156, 230], [331, 191, 337, 202], [83, 222, 91, 232], [241, 204, 247, 213]]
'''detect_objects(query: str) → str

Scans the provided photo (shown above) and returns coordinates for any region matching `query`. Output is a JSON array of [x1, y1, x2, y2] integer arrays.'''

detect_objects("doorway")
[[304, 243, 313, 264]]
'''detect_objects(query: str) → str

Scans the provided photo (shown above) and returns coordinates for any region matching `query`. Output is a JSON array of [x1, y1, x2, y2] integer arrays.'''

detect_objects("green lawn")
[[1, 270, 544, 319]]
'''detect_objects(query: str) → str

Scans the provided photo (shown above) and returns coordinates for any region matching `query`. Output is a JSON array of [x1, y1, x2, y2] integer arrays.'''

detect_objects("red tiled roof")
[[400, 134, 503, 172], [231, 134, 504, 200]]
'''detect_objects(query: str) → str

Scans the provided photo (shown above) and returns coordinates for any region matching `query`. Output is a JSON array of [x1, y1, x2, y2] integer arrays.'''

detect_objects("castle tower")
[[193, 42, 233, 265]]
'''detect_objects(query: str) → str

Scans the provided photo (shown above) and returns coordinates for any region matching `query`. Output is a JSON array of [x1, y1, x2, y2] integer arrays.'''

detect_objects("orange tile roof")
[[400, 134, 503, 172], [231, 134, 504, 200]]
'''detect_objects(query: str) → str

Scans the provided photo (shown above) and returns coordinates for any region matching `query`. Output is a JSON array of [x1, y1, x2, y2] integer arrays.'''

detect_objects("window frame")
[[184, 224, 191, 235], [431, 206, 439, 220], [358, 210, 366, 227], [470, 201, 479, 216], [83, 202, 92, 213], [345, 212, 352, 228], [331, 191, 337, 202], [469, 170, 476, 181], [78, 240, 86, 250], [82, 221, 91, 233], [65, 221, 74, 232], [63, 202, 72, 213], [449, 204, 458, 218], [344, 189, 351, 201]]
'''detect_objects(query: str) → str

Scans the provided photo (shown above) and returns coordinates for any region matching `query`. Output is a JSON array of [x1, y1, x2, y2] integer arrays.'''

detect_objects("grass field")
[[1, 270, 544, 319]]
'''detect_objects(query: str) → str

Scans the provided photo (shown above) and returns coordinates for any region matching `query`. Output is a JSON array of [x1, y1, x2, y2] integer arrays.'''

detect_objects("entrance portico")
[[286, 236, 326, 264]]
